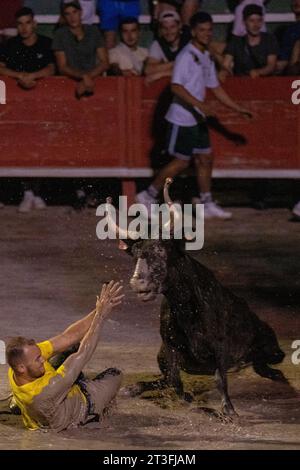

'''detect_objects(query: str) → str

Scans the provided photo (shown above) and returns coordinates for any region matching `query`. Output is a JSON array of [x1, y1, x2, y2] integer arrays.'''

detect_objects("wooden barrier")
[[0, 76, 299, 198]]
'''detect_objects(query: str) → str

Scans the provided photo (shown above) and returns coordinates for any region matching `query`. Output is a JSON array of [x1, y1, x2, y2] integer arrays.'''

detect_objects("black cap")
[[243, 4, 263, 20]]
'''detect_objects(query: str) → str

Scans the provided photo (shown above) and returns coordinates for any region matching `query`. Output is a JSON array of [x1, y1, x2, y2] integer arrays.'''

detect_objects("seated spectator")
[[231, 0, 271, 37], [56, 0, 96, 28], [145, 10, 188, 83], [109, 18, 148, 75], [277, 0, 300, 74], [53, 0, 109, 99], [97, 0, 140, 50], [222, 4, 278, 78], [0, 0, 23, 42], [152, 1, 201, 31], [0, 7, 54, 90], [287, 38, 300, 74]]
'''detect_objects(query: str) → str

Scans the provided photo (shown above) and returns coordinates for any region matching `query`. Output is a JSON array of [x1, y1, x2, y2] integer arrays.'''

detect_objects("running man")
[[137, 12, 252, 219]]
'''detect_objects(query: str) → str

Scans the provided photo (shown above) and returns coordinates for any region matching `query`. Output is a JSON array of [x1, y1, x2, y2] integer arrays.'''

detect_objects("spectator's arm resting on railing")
[[144, 57, 173, 77], [249, 54, 277, 78]]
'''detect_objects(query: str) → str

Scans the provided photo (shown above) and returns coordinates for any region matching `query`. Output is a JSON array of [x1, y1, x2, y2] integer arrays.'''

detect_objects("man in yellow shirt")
[[6, 281, 124, 431]]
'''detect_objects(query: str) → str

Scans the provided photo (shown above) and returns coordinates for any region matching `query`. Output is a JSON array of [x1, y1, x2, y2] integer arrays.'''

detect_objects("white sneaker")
[[33, 196, 47, 210], [18, 190, 34, 213], [192, 197, 232, 220], [135, 190, 157, 214], [204, 201, 232, 219], [292, 201, 300, 218]]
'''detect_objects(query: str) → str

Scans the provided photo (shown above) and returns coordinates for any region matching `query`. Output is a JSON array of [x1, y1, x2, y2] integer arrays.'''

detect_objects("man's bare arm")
[[144, 57, 173, 77], [171, 83, 215, 116], [56, 281, 124, 388], [49, 309, 97, 354], [54, 50, 84, 80], [27, 63, 55, 80], [249, 54, 277, 78], [86, 47, 109, 78], [211, 85, 252, 117], [0, 64, 24, 79]]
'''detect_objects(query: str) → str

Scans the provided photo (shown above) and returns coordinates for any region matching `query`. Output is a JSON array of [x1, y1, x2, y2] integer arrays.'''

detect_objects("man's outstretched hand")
[[96, 281, 124, 318]]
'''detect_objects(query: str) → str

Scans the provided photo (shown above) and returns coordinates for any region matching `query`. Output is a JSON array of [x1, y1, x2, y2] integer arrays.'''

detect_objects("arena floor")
[[0, 206, 300, 450]]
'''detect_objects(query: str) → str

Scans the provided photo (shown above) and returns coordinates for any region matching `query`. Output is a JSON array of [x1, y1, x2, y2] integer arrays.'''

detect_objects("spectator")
[[136, 12, 252, 220], [0, 6, 55, 213], [277, 0, 300, 74], [56, 0, 96, 28], [0, 0, 23, 42], [231, 0, 271, 37], [97, 0, 140, 50], [109, 18, 148, 75], [53, 0, 109, 99], [152, 1, 201, 30], [145, 10, 188, 83], [222, 4, 278, 78], [0, 7, 54, 90]]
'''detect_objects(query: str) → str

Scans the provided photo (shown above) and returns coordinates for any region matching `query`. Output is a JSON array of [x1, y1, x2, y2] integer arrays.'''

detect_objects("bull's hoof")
[[195, 407, 235, 423], [221, 402, 238, 417]]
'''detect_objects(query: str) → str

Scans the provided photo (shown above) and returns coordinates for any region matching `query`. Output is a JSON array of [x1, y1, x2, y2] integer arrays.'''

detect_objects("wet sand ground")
[[0, 206, 299, 450]]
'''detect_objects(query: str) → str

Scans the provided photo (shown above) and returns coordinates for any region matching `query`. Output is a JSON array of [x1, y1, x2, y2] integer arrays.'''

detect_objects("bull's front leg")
[[215, 366, 237, 416], [122, 343, 192, 402]]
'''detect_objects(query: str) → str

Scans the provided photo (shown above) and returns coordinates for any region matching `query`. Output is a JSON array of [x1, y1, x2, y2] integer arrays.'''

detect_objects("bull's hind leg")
[[253, 362, 289, 383], [215, 367, 237, 416]]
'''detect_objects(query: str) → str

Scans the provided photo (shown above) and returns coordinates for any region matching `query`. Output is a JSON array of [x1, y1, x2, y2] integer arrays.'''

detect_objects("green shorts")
[[166, 121, 211, 160]]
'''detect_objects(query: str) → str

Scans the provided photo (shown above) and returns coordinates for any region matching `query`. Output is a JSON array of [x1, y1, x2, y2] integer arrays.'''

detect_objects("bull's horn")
[[105, 197, 140, 240], [163, 177, 174, 206], [162, 178, 182, 234]]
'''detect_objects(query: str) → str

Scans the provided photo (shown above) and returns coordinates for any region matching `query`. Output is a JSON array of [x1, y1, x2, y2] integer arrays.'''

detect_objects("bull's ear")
[[118, 239, 136, 255]]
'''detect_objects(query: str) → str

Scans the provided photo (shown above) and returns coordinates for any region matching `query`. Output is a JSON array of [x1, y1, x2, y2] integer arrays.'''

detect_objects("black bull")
[[125, 238, 287, 415], [108, 189, 288, 416]]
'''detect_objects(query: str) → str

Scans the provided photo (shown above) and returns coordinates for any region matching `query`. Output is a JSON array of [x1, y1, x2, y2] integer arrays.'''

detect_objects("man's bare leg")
[[194, 153, 213, 196], [151, 158, 190, 192], [194, 153, 232, 219], [136, 158, 190, 210]]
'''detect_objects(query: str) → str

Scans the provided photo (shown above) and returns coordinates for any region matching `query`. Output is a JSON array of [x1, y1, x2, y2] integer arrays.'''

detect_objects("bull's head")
[[107, 178, 184, 302]]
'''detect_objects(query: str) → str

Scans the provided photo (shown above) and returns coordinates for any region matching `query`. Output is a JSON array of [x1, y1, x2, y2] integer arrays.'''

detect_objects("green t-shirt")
[[52, 25, 104, 72]]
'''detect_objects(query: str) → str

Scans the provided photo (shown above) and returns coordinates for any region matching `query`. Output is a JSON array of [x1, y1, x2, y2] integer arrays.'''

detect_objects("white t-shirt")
[[233, 0, 266, 37], [80, 0, 96, 25], [165, 43, 219, 127], [109, 43, 148, 75]]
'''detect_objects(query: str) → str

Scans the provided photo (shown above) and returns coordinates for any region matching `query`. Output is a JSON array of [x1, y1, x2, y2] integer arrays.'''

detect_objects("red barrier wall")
[[139, 76, 300, 172], [0, 76, 299, 177]]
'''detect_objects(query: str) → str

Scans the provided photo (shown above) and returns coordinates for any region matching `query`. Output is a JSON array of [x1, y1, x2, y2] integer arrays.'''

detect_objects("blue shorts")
[[98, 0, 140, 31]]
